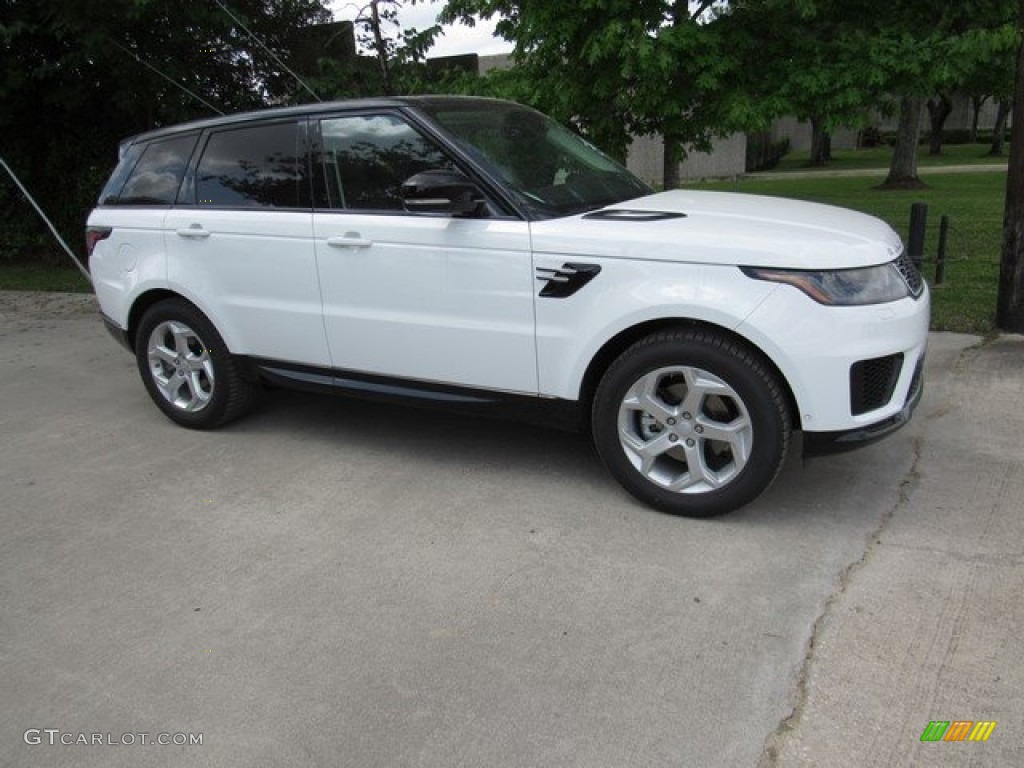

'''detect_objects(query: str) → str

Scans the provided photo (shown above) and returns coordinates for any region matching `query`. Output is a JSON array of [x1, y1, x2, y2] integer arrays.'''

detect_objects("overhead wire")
[[108, 38, 225, 115], [211, 0, 322, 103]]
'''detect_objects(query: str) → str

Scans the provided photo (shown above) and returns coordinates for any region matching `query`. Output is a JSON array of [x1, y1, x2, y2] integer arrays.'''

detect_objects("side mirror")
[[401, 169, 484, 217]]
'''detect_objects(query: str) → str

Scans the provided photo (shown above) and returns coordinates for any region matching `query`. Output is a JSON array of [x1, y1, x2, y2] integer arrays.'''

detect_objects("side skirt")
[[241, 357, 584, 433]]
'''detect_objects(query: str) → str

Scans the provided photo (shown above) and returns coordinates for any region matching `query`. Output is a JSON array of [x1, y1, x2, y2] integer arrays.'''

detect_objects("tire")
[[135, 299, 257, 429], [592, 328, 791, 517]]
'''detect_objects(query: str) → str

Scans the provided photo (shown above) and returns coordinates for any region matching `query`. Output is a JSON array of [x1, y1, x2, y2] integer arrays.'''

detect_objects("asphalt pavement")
[[0, 291, 1020, 768]]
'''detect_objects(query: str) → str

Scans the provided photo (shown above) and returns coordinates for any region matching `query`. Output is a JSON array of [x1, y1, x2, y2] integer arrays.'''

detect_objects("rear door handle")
[[176, 225, 211, 239], [326, 234, 373, 248]]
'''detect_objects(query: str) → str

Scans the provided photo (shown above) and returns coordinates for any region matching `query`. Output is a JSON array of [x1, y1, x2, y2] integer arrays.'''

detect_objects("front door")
[[311, 112, 537, 394]]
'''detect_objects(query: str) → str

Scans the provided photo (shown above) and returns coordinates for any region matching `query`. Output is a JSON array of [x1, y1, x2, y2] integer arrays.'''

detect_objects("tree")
[[960, 34, 1016, 145], [869, 1, 1018, 185], [969, 94, 991, 142], [990, 100, 1013, 153], [0, 0, 330, 262], [998, 0, 1024, 332], [346, 0, 441, 96], [724, 1, 881, 167], [926, 94, 954, 154], [440, 0, 767, 186]]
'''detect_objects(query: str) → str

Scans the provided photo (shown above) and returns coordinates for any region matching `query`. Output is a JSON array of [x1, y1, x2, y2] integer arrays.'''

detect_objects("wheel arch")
[[126, 289, 185, 351], [126, 290, 262, 384], [577, 319, 802, 432]]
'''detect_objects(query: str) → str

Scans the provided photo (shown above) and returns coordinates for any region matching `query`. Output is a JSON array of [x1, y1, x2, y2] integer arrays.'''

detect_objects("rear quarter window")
[[101, 133, 199, 206]]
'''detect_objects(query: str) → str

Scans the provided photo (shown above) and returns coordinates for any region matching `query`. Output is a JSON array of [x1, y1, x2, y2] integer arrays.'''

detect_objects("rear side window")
[[102, 134, 198, 206], [195, 121, 306, 209]]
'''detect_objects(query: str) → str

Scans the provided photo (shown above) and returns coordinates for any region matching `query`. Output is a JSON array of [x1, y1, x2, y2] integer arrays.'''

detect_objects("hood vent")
[[583, 209, 686, 222]]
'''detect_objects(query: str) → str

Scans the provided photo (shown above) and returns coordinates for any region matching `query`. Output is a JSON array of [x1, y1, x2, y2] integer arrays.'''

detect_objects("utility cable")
[[211, 0, 322, 102], [108, 39, 225, 115], [0, 157, 92, 285]]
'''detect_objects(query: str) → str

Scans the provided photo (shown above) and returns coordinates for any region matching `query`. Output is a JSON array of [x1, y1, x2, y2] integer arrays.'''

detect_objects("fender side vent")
[[536, 263, 602, 298]]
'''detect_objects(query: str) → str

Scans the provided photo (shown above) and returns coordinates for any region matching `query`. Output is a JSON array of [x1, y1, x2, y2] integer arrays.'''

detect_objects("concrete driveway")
[[1, 292, 1020, 767]]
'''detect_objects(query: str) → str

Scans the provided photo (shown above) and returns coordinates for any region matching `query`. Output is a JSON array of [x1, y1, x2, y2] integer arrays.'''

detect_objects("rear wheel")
[[592, 328, 791, 517], [135, 299, 256, 429]]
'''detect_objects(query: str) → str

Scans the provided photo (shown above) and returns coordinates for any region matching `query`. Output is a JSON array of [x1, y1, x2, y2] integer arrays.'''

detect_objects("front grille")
[[850, 353, 904, 415], [893, 250, 924, 298]]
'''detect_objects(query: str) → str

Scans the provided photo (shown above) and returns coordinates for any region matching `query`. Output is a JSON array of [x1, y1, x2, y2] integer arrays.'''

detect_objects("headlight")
[[741, 262, 911, 306]]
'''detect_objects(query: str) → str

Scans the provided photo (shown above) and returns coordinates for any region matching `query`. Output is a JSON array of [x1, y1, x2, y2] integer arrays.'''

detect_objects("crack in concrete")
[[756, 339, 977, 767]]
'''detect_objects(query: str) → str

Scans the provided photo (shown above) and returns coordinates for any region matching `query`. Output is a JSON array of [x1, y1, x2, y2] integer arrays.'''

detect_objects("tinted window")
[[196, 121, 305, 208], [319, 114, 453, 211], [423, 102, 651, 218], [105, 134, 197, 206]]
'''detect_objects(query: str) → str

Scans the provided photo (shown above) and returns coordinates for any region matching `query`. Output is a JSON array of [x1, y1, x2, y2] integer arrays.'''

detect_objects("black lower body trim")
[[101, 313, 132, 352], [246, 357, 584, 432], [803, 367, 924, 456]]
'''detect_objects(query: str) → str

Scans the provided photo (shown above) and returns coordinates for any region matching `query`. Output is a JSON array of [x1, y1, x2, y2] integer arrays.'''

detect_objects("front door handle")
[[326, 233, 373, 248], [176, 225, 211, 239]]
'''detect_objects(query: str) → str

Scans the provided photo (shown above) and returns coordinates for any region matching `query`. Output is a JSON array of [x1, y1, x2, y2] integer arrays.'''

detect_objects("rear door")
[[164, 118, 330, 366]]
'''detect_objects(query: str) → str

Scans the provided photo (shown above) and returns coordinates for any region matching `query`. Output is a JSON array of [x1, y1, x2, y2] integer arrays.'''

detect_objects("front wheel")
[[592, 328, 791, 517]]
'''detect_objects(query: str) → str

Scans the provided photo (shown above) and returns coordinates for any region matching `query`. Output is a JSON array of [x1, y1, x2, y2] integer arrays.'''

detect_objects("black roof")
[[126, 95, 518, 145]]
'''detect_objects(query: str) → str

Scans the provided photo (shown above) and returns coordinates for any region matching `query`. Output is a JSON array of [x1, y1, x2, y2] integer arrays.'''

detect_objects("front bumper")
[[803, 354, 924, 455]]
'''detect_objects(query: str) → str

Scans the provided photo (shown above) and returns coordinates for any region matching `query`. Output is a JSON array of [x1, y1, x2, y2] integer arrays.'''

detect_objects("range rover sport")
[[86, 96, 930, 517]]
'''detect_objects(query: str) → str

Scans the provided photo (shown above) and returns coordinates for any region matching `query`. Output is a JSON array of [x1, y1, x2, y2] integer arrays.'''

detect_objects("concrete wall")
[[873, 95, 1003, 133], [478, 53, 513, 75], [768, 95, 1006, 154], [626, 133, 748, 185], [770, 117, 860, 152]]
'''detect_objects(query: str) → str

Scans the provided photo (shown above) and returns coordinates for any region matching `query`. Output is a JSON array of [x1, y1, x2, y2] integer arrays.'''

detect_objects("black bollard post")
[[935, 215, 949, 285], [908, 202, 928, 270]]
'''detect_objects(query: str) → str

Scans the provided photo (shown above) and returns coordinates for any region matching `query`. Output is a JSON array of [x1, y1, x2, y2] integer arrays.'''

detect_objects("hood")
[[529, 190, 904, 270]]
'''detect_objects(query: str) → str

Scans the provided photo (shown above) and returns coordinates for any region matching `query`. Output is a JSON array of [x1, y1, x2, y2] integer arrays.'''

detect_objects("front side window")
[[195, 121, 305, 208], [105, 133, 198, 205], [318, 114, 453, 211]]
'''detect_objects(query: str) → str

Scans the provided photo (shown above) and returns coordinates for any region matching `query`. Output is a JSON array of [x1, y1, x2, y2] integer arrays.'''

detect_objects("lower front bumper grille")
[[850, 353, 904, 416]]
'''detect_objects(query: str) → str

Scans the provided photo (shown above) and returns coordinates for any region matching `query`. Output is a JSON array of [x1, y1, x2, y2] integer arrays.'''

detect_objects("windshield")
[[420, 101, 652, 218]]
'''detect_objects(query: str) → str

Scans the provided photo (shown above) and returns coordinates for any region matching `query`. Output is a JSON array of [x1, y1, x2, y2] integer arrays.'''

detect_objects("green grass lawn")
[[0, 262, 91, 293], [686, 170, 1005, 333], [770, 143, 1008, 173]]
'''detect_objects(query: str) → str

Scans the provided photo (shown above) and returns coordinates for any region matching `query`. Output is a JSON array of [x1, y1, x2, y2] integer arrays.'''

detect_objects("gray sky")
[[328, 1, 513, 58]]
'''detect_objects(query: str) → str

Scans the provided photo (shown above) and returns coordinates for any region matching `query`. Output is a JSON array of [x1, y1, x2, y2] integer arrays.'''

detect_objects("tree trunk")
[[926, 94, 953, 155], [997, 0, 1024, 333], [990, 100, 1011, 155], [882, 96, 926, 188], [809, 116, 832, 166], [970, 95, 989, 143], [662, 134, 681, 190], [369, 0, 393, 95]]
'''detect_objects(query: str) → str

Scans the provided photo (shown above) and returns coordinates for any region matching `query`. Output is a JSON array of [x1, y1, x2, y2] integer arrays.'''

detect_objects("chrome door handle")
[[176, 225, 211, 239], [326, 234, 373, 248]]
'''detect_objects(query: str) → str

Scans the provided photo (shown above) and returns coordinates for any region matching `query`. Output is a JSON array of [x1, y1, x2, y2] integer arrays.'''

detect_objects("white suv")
[[86, 96, 930, 517]]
